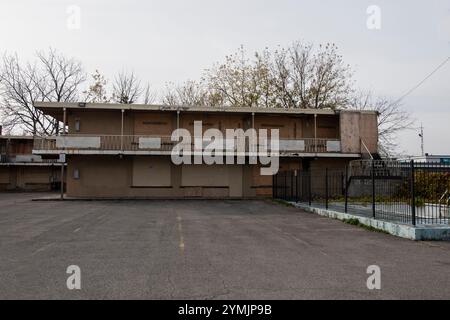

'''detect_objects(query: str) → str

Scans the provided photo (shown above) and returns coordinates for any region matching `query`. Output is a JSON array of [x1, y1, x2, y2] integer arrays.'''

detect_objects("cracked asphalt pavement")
[[1, 193, 450, 299]]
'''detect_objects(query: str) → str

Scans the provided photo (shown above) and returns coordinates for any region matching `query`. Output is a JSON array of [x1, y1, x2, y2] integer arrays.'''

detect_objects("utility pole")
[[418, 123, 424, 156]]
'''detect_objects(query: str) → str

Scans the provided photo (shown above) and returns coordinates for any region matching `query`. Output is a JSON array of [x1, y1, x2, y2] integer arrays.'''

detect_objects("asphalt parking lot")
[[1, 193, 450, 299]]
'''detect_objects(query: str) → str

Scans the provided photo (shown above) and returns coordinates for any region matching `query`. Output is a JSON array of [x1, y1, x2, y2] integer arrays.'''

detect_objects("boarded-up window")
[[132, 157, 171, 187], [181, 165, 229, 187]]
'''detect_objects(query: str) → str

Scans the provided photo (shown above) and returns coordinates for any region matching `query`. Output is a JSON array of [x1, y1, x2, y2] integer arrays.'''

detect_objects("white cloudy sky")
[[0, 0, 449, 156]]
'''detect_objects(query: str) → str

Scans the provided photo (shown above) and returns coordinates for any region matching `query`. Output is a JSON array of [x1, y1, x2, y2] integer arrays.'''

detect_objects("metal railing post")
[[60, 161, 64, 200], [345, 165, 349, 213], [272, 174, 275, 199], [372, 160, 376, 218], [308, 171, 312, 206], [120, 109, 124, 152], [325, 168, 329, 210], [410, 160, 416, 226], [291, 171, 294, 201]]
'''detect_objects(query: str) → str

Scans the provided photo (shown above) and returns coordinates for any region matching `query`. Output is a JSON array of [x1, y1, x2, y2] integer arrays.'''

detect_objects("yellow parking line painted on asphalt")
[[32, 243, 55, 256], [177, 215, 185, 252]]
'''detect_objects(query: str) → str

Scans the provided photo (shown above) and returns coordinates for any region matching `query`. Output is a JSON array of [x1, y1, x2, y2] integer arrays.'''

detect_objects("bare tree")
[[350, 90, 414, 156], [142, 83, 156, 105], [112, 71, 143, 104], [163, 80, 210, 106], [37, 48, 85, 102], [0, 49, 85, 135], [271, 42, 353, 109]]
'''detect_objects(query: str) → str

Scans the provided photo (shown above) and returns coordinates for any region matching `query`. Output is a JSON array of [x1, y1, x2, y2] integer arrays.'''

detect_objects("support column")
[[314, 113, 317, 154], [62, 108, 67, 135], [251, 112, 255, 130], [60, 107, 66, 200], [121, 109, 124, 152]]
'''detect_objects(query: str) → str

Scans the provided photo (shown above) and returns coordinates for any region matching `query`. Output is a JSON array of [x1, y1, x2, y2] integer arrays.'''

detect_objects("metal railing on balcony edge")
[[33, 135, 341, 154]]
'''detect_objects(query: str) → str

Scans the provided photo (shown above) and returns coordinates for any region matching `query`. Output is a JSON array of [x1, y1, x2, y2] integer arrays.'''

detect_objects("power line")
[[394, 55, 450, 105]]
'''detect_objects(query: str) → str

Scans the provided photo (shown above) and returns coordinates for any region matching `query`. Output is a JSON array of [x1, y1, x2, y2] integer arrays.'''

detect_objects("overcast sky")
[[0, 0, 449, 156]]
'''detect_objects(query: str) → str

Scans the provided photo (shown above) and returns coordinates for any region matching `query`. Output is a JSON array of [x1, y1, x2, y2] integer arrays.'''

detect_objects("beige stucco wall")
[[340, 111, 361, 153], [132, 157, 171, 187], [0, 166, 58, 191], [340, 111, 378, 154], [67, 110, 342, 141], [359, 113, 378, 153], [134, 112, 176, 136], [67, 109, 136, 135], [64, 155, 360, 199], [0, 167, 10, 189], [66, 155, 264, 198]]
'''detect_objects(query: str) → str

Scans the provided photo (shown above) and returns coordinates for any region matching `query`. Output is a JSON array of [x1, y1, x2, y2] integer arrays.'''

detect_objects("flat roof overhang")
[[32, 149, 361, 158], [0, 135, 34, 140], [34, 102, 378, 121]]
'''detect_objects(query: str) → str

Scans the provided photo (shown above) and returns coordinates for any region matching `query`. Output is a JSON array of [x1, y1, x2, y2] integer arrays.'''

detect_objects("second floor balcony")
[[32, 134, 351, 156]]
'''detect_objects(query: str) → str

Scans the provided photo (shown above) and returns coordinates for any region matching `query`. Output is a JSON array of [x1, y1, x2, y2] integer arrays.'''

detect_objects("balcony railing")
[[0, 153, 61, 164], [33, 135, 342, 154]]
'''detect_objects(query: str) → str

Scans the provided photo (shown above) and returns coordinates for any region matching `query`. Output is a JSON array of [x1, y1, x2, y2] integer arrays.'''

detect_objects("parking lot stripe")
[[177, 215, 185, 252]]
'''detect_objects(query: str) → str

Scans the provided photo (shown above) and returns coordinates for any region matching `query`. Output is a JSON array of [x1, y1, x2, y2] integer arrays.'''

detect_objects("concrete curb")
[[32, 196, 267, 201], [292, 202, 450, 241]]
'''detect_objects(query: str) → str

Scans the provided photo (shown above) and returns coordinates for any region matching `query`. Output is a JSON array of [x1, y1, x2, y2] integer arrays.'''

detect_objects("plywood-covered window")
[[181, 165, 229, 187], [132, 157, 171, 187]]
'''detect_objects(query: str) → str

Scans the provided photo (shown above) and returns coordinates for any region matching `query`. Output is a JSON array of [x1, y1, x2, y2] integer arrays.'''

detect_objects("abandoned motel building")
[[1, 102, 379, 198]]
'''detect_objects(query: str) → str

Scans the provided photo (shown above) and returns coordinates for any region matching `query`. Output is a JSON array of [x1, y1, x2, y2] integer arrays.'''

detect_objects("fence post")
[[325, 168, 329, 210], [272, 174, 275, 199], [284, 172, 287, 201], [60, 158, 65, 200], [308, 171, 312, 206], [410, 160, 416, 226], [344, 165, 349, 213], [372, 160, 376, 218], [296, 171, 299, 203], [291, 171, 294, 201]]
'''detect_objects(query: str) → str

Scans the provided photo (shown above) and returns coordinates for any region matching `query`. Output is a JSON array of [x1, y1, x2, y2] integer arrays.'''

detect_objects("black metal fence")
[[273, 160, 450, 226]]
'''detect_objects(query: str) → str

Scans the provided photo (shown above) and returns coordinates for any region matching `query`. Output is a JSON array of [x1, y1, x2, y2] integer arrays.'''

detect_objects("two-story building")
[[0, 128, 64, 191], [32, 102, 378, 198]]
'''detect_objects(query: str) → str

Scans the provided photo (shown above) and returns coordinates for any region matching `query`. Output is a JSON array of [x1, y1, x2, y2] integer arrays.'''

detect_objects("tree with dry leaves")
[[83, 70, 110, 103], [165, 42, 353, 110]]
